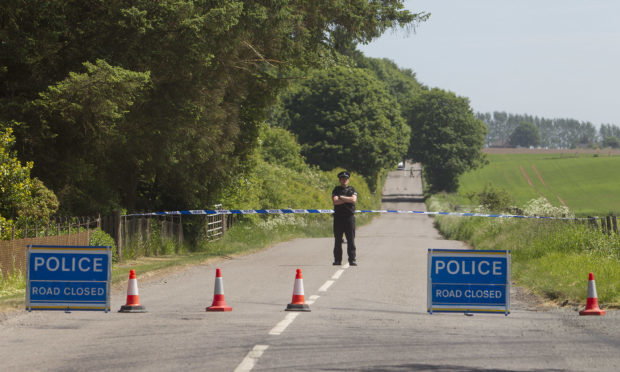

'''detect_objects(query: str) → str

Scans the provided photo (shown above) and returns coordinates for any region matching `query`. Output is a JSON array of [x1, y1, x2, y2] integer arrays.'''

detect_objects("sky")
[[358, 0, 620, 127]]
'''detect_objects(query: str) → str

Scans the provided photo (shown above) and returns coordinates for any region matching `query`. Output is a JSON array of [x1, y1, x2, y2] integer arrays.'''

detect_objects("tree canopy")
[[277, 65, 410, 185], [1, 0, 425, 215], [477, 111, 612, 149], [509, 121, 541, 148], [407, 88, 487, 192]]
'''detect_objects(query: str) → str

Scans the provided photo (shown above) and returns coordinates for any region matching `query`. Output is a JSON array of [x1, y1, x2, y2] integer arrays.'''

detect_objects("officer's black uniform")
[[332, 175, 357, 265]]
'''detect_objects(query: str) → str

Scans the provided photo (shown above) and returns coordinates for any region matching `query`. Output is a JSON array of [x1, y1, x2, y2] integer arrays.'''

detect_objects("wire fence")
[[1, 205, 233, 278], [98, 205, 231, 261], [0, 218, 98, 277]]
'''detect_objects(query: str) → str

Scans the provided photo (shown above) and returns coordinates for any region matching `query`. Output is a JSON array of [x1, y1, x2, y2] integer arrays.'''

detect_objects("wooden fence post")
[[146, 217, 151, 256], [613, 216, 618, 234], [114, 211, 122, 262], [587, 217, 597, 230], [178, 215, 183, 249]]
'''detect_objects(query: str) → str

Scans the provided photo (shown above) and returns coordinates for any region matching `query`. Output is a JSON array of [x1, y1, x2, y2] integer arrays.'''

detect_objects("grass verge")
[[428, 193, 620, 308]]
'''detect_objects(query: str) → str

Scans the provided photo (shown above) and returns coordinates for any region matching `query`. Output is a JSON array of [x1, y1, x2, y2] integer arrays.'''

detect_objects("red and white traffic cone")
[[286, 268, 310, 312], [579, 272, 606, 316], [119, 269, 147, 313], [207, 268, 232, 312]]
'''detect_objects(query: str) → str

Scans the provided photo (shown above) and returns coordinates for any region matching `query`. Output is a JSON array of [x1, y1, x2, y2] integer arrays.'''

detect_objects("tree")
[[1, 1, 425, 215], [407, 88, 487, 192], [478, 112, 598, 149], [0, 126, 58, 235], [279, 65, 410, 186], [602, 136, 620, 149], [358, 57, 425, 127], [259, 126, 307, 172], [509, 121, 541, 148]]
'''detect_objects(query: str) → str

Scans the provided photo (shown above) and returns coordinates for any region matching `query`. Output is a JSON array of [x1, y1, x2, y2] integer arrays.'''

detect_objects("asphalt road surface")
[[1, 164, 619, 371]]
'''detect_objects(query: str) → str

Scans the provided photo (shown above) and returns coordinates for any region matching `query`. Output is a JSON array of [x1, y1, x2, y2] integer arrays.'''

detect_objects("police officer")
[[332, 171, 357, 266]]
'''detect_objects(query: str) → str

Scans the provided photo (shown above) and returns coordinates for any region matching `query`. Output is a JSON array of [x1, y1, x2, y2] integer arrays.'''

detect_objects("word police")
[[434, 259, 503, 276], [33, 256, 104, 272]]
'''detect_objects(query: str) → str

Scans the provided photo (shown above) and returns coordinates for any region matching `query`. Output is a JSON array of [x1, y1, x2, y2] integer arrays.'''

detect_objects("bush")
[[89, 228, 117, 260], [472, 184, 514, 213], [89, 228, 116, 248]]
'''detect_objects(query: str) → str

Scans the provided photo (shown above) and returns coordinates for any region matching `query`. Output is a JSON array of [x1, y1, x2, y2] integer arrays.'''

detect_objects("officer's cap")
[[337, 171, 350, 179]]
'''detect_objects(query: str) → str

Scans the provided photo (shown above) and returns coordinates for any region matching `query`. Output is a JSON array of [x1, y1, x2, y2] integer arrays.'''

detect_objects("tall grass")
[[0, 268, 25, 297]]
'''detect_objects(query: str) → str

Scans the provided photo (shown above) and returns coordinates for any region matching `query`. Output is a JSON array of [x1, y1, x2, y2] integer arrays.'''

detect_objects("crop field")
[[457, 149, 620, 216]]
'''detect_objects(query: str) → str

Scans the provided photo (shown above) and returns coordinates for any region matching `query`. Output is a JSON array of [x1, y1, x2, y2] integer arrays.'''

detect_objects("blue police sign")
[[26, 245, 112, 312], [427, 249, 510, 315]]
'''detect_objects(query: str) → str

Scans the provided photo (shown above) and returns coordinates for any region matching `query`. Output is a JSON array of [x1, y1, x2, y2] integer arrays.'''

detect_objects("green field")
[[457, 152, 620, 216]]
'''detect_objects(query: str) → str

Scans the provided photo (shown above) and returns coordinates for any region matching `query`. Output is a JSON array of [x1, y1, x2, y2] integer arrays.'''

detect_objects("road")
[[1, 164, 620, 371]]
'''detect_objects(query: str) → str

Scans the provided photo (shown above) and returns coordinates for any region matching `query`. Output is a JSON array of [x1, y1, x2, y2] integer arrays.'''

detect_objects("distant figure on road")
[[410, 167, 415, 177], [331, 171, 357, 266]]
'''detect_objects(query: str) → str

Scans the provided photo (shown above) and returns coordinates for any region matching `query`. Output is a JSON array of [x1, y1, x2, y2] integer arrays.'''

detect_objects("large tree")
[[509, 121, 541, 148], [407, 88, 487, 192], [279, 65, 410, 185], [0, 1, 425, 214]]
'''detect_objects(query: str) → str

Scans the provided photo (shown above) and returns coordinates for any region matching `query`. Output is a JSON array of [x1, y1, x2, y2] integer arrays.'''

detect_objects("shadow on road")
[[381, 194, 425, 204]]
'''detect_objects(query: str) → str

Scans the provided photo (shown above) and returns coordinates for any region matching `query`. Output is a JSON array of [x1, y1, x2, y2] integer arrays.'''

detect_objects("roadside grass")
[[429, 194, 620, 308], [458, 153, 620, 216]]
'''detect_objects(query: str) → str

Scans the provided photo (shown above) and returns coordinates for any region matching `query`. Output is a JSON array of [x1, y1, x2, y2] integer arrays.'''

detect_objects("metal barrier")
[[206, 204, 225, 241]]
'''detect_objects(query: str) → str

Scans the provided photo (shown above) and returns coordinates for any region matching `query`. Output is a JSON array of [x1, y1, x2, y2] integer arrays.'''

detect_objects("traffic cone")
[[207, 268, 232, 312], [579, 272, 606, 316], [286, 268, 310, 312], [119, 269, 147, 313]]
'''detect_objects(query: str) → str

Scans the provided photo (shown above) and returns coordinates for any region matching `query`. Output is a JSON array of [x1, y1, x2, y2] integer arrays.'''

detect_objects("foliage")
[[27, 59, 151, 214], [0, 127, 34, 218], [278, 65, 410, 186], [602, 136, 620, 149], [407, 88, 487, 193], [509, 121, 541, 148], [259, 125, 307, 172], [522, 197, 574, 218], [357, 57, 425, 120], [0, 267, 25, 297], [1, 0, 424, 217], [0, 126, 58, 225], [89, 228, 116, 249], [477, 111, 600, 149], [470, 184, 514, 213]]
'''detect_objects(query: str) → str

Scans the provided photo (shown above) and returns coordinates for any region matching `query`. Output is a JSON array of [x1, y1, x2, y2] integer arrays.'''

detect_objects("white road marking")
[[269, 312, 299, 335], [234, 344, 269, 372], [306, 295, 320, 305], [318, 280, 335, 292], [236, 267, 347, 370], [332, 269, 345, 279]]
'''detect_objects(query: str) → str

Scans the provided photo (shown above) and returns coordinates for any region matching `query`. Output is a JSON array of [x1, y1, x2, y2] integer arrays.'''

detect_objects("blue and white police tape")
[[123, 209, 587, 220]]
